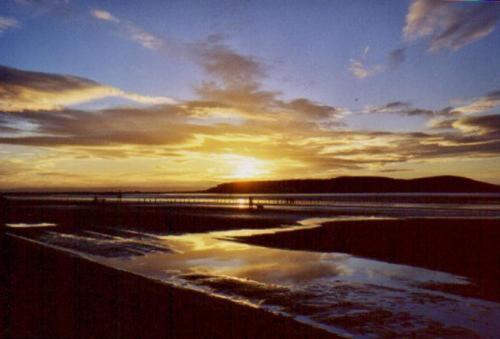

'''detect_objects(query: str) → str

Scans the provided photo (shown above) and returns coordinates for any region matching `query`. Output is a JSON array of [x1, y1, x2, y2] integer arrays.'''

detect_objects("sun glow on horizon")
[[226, 155, 268, 179]]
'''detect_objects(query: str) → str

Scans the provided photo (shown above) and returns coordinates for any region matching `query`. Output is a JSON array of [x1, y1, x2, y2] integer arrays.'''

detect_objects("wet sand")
[[1, 200, 302, 233], [236, 218, 500, 302], [1, 201, 337, 338], [2, 200, 499, 337], [0, 233, 334, 338]]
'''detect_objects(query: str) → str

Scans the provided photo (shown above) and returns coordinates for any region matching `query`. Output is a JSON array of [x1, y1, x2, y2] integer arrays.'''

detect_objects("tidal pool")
[[8, 217, 500, 337]]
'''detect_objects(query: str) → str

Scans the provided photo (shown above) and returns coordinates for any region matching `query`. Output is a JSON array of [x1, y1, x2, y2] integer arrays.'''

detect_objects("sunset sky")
[[0, 0, 499, 190]]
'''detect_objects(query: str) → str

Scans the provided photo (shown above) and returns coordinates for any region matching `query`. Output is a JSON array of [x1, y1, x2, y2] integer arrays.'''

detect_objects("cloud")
[[194, 37, 265, 89], [367, 101, 434, 117], [369, 102, 411, 113], [281, 99, 341, 120], [0, 159, 31, 176], [124, 22, 163, 50], [1, 98, 498, 167], [0, 106, 193, 147], [1, 101, 500, 188], [90, 8, 163, 50], [430, 4, 498, 51], [191, 84, 343, 123], [404, 0, 448, 40], [453, 90, 500, 115], [428, 117, 455, 130], [349, 47, 383, 79], [370, 89, 500, 120], [452, 114, 500, 135], [404, 0, 498, 51], [349, 59, 382, 79], [0, 16, 20, 35], [1, 59, 499, 188], [5, 67, 498, 166], [188, 37, 344, 122], [350, 47, 406, 77], [91, 9, 119, 23], [0, 61, 343, 151], [0, 65, 175, 112]]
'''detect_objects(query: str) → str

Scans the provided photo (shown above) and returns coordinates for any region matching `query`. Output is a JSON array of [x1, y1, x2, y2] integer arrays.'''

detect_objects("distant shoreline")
[[206, 175, 500, 194], [3, 175, 500, 195]]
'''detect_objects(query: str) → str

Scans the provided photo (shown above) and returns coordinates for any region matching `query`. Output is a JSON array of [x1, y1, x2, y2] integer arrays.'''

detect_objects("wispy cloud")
[[0, 65, 175, 112], [91, 9, 119, 23], [451, 114, 500, 136], [453, 90, 500, 114], [366, 101, 433, 116], [0, 16, 20, 35], [349, 46, 383, 79], [350, 46, 407, 78], [90, 8, 163, 50], [368, 89, 500, 120], [123, 22, 163, 50], [349, 60, 382, 79], [404, 0, 498, 51]]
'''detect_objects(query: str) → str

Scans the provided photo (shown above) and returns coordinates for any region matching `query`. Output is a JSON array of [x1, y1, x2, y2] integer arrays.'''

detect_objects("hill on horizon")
[[205, 176, 500, 194]]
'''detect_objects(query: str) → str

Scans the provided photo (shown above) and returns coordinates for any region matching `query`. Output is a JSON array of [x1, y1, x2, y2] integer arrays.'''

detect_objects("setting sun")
[[228, 156, 267, 179]]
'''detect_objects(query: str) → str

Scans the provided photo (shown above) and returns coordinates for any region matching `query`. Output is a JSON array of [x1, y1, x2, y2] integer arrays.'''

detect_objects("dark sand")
[[1, 199, 301, 233], [237, 218, 500, 302], [0, 201, 340, 338], [2, 200, 499, 337], [0, 234, 335, 338]]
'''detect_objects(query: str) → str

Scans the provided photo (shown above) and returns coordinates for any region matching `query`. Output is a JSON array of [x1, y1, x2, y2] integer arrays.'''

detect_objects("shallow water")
[[8, 216, 500, 338], [5, 222, 56, 228], [9, 192, 500, 217]]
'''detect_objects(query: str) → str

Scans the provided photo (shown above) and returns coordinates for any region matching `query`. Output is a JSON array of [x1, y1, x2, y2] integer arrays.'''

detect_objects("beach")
[[1, 197, 500, 337], [0, 233, 333, 338], [236, 218, 500, 301]]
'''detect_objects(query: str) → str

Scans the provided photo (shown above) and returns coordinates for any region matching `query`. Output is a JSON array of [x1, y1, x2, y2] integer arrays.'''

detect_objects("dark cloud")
[[196, 42, 266, 89], [430, 4, 498, 51], [0, 106, 191, 146], [454, 114, 500, 135], [453, 90, 500, 114], [369, 89, 500, 118], [280, 98, 342, 120], [435, 106, 461, 117], [404, 0, 499, 51], [0, 64, 98, 91], [0, 65, 174, 111], [429, 118, 455, 130], [371, 102, 412, 113], [368, 101, 434, 116]]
